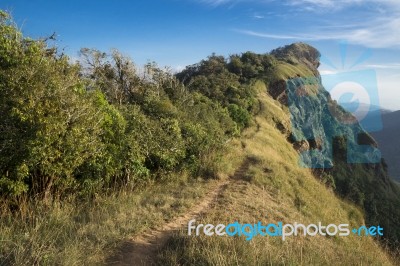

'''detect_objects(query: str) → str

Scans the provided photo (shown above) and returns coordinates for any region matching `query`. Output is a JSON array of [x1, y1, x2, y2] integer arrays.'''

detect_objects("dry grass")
[[266, 62, 314, 84], [156, 91, 397, 266], [1, 90, 398, 265], [0, 173, 219, 265]]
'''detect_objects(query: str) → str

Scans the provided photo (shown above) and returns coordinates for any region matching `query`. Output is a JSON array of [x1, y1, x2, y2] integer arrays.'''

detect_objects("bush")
[[227, 104, 252, 130]]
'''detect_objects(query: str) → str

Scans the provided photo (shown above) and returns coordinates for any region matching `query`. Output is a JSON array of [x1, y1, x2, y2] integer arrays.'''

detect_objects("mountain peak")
[[270, 42, 321, 70]]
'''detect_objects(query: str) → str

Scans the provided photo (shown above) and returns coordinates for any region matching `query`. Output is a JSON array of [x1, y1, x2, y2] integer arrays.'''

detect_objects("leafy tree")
[[79, 48, 141, 105], [0, 12, 106, 197]]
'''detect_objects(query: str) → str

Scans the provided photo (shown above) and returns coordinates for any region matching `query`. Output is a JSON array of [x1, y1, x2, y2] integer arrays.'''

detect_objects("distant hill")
[[371, 110, 400, 181], [339, 102, 392, 121], [339, 102, 399, 181]]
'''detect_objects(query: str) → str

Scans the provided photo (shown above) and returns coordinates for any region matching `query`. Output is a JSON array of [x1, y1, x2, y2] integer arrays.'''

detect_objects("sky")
[[1, 0, 399, 110]]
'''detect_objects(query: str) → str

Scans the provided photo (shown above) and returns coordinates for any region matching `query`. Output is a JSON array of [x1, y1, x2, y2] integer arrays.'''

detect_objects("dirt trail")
[[106, 180, 230, 266], [107, 157, 256, 266]]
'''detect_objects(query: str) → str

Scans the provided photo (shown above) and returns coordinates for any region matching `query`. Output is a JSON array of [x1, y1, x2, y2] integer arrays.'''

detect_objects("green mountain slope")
[[0, 11, 399, 264], [267, 43, 400, 246], [157, 43, 400, 264], [156, 87, 395, 265], [177, 42, 400, 248]]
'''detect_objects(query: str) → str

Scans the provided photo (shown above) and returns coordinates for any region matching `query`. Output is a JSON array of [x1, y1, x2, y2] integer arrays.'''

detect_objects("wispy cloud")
[[199, 0, 400, 9], [253, 14, 265, 19], [365, 63, 400, 69], [287, 0, 361, 10], [286, 0, 400, 11], [199, 0, 239, 7], [235, 30, 299, 40], [235, 29, 340, 41], [198, 0, 400, 49], [236, 7, 400, 49], [319, 70, 339, 75], [237, 22, 400, 49]]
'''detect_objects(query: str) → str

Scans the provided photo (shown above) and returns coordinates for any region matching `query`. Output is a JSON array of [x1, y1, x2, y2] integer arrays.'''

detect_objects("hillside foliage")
[[0, 10, 399, 264], [0, 11, 256, 199]]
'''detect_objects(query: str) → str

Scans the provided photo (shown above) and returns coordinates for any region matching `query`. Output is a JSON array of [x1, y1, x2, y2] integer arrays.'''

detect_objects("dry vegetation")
[[1, 88, 398, 266], [0, 176, 221, 265], [1, 14, 398, 264], [156, 91, 398, 266]]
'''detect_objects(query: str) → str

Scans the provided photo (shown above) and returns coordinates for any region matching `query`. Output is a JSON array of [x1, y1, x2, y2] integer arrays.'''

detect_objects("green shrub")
[[227, 104, 251, 130]]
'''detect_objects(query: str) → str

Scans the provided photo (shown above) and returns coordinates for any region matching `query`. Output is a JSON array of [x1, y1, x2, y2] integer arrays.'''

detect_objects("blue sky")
[[1, 0, 399, 110]]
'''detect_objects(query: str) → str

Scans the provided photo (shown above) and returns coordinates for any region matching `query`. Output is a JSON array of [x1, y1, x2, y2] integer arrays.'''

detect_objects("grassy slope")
[[0, 176, 222, 265], [0, 83, 396, 265], [156, 87, 396, 265]]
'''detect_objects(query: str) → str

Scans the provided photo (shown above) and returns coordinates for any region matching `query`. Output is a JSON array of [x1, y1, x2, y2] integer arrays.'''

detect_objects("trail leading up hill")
[[107, 156, 259, 265], [106, 180, 229, 265]]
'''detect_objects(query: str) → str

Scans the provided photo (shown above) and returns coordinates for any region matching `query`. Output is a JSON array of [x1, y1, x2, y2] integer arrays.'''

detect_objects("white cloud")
[[235, 29, 347, 41], [199, 0, 238, 7], [366, 63, 400, 69], [288, 0, 338, 8], [319, 70, 339, 75], [236, 16, 400, 49], [234, 30, 312, 40], [199, 0, 400, 9], [336, 18, 400, 48], [199, 0, 400, 49], [253, 14, 265, 19], [287, 0, 400, 10]]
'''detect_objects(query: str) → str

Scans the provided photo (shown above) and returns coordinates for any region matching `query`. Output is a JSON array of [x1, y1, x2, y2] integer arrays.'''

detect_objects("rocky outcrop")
[[267, 43, 381, 168], [266, 43, 400, 247], [268, 80, 288, 105]]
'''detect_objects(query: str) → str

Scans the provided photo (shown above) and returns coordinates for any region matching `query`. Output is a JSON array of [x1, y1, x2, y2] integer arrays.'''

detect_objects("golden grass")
[[157, 91, 397, 266], [0, 174, 219, 265], [1, 89, 398, 265], [267, 62, 314, 84]]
